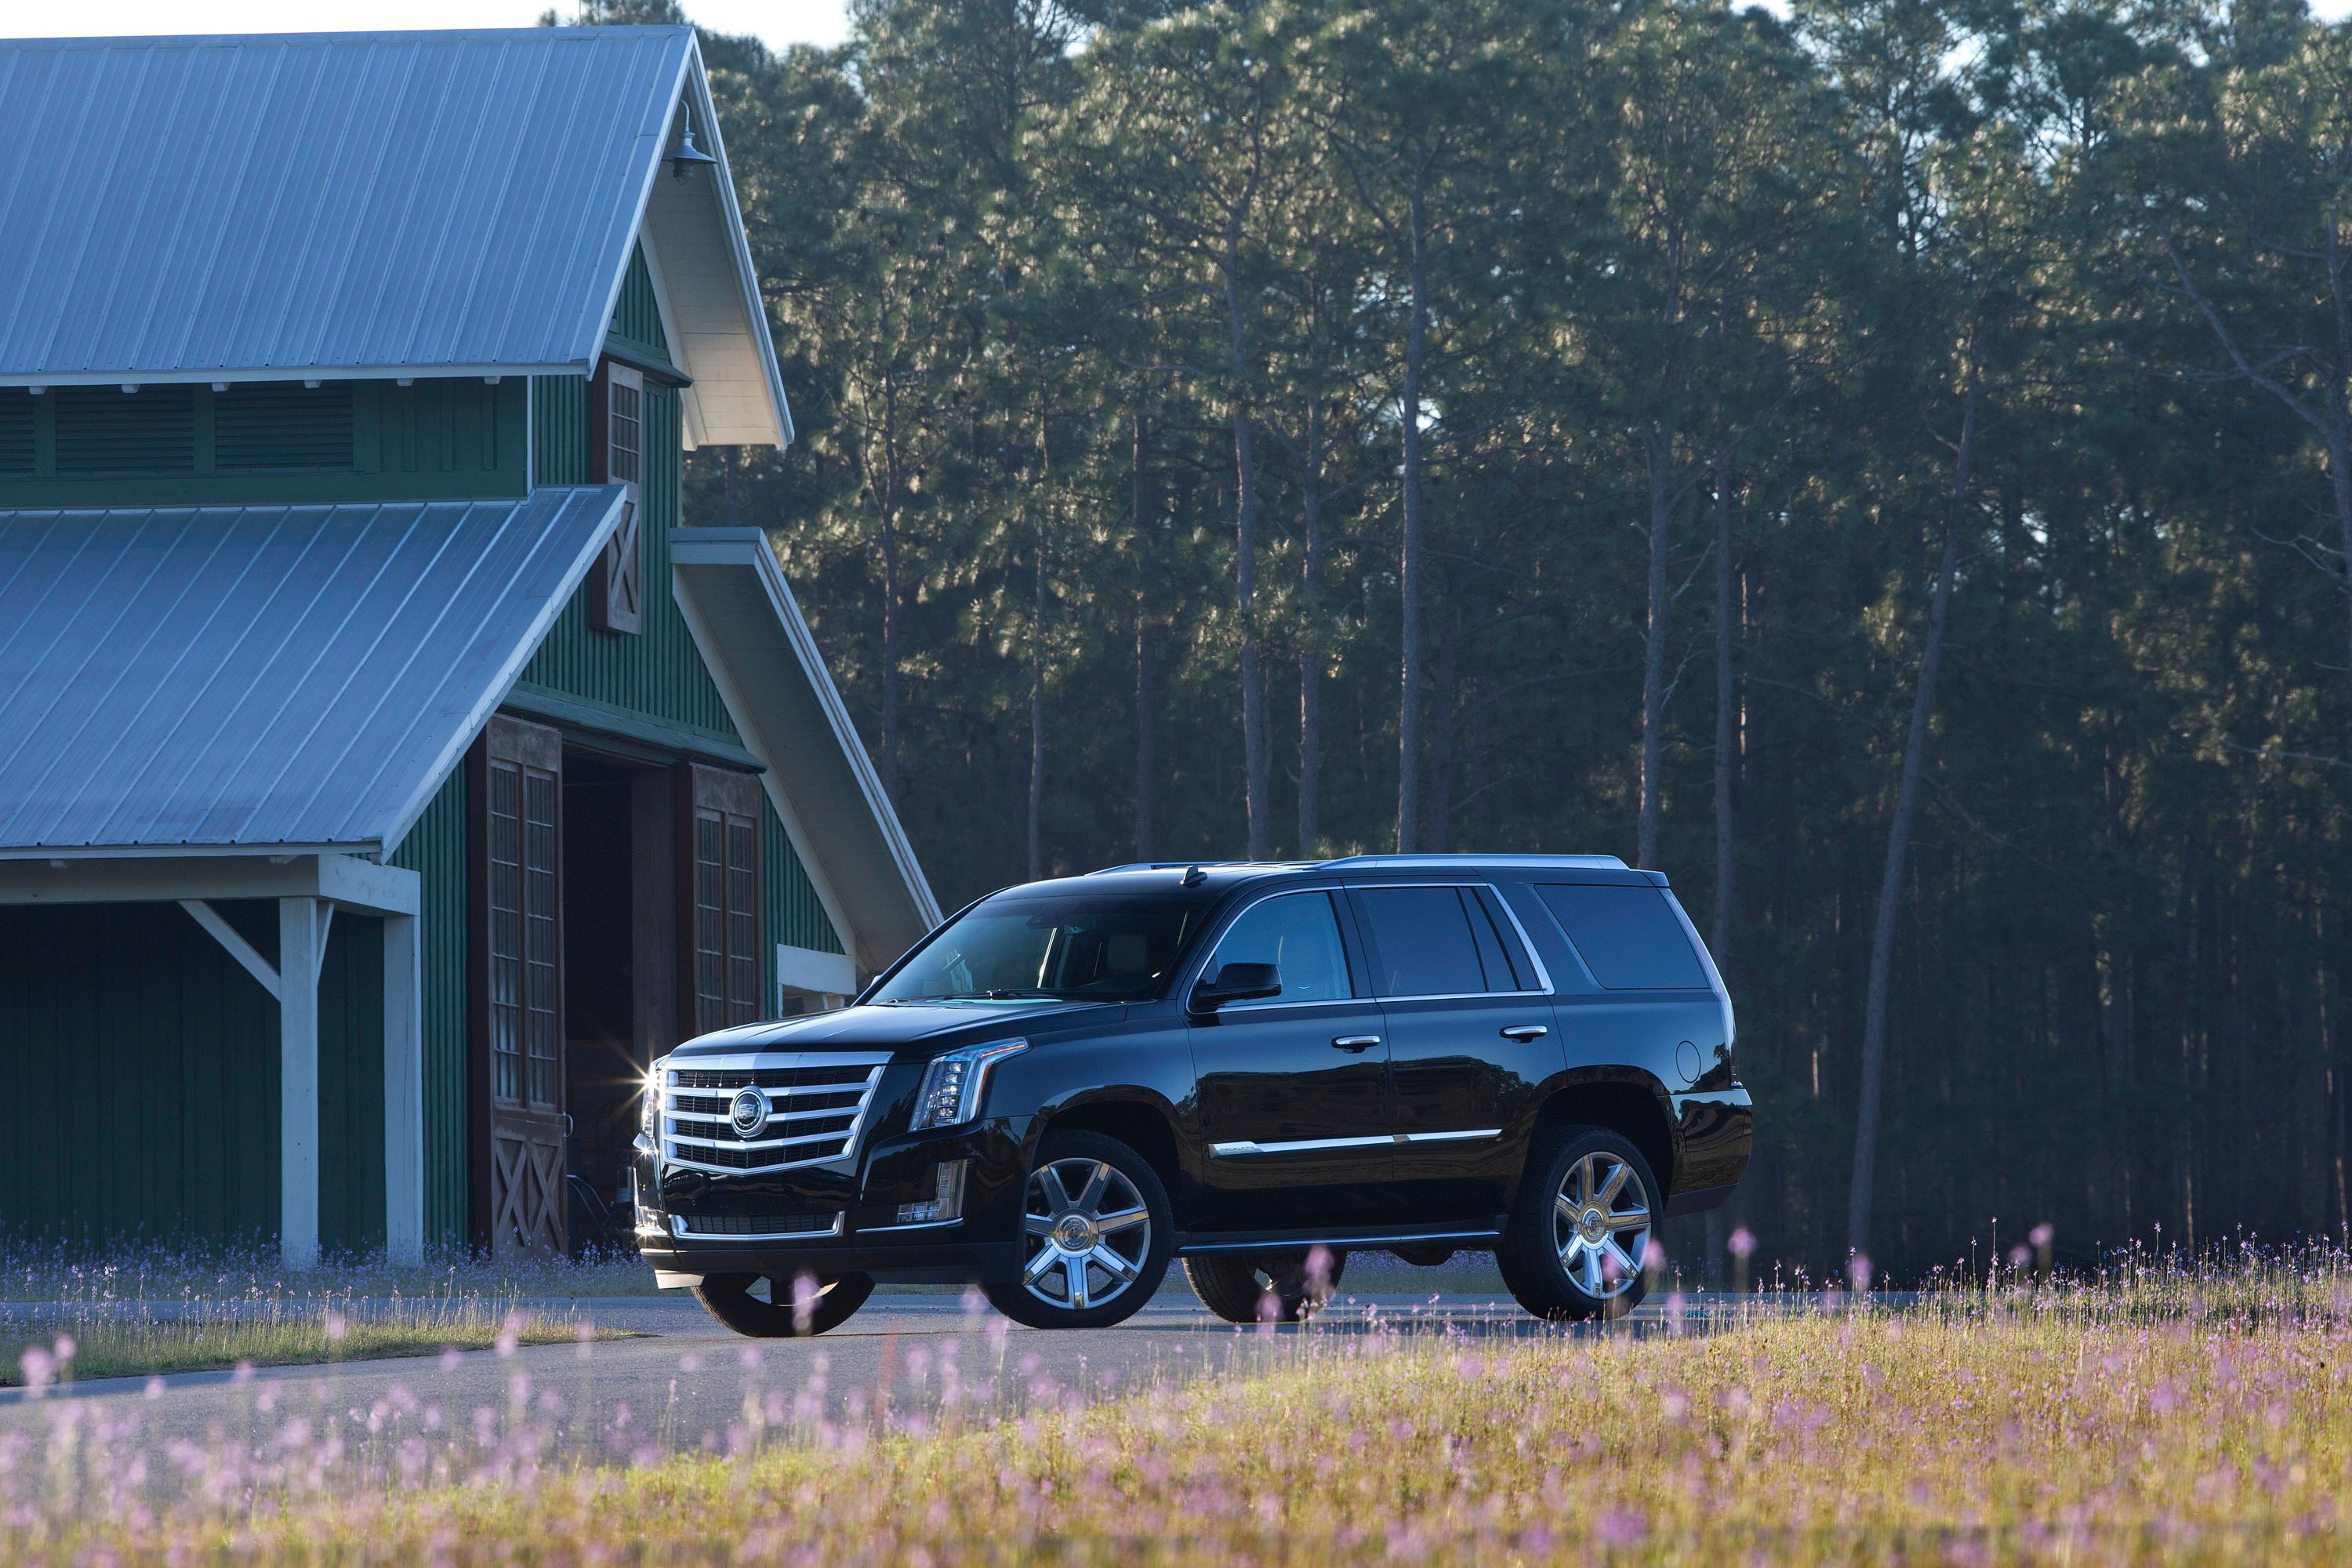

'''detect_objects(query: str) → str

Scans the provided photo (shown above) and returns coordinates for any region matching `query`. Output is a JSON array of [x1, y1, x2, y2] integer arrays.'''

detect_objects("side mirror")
[[1191, 960, 1282, 1012]]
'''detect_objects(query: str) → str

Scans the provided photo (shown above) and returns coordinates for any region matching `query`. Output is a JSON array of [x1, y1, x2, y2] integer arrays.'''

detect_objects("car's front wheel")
[[982, 1131, 1173, 1329], [691, 1271, 875, 1337], [1184, 1248, 1347, 1323], [1497, 1127, 1659, 1321]]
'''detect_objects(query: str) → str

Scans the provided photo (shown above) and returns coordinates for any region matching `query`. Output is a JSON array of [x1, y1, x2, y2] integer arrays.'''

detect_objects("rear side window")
[[1355, 885, 1534, 996], [1535, 884, 1711, 990]]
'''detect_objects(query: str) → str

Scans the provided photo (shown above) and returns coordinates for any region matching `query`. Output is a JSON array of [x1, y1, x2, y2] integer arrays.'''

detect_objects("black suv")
[[633, 855, 1748, 1334]]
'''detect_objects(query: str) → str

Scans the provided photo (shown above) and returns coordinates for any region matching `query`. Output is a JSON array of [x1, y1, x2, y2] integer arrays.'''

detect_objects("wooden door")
[[472, 716, 568, 1258], [678, 764, 763, 1039]]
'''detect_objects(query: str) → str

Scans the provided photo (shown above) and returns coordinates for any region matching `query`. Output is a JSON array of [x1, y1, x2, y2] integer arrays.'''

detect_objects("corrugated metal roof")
[[0, 28, 694, 384], [0, 487, 628, 852]]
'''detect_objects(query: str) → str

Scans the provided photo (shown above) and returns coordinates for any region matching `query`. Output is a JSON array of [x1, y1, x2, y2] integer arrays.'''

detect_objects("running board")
[[1174, 1218, 1505, 1257]]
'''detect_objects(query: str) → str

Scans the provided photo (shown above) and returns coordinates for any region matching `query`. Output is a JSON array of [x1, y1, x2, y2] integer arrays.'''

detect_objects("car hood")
[[664, 999, 1117, 1060]]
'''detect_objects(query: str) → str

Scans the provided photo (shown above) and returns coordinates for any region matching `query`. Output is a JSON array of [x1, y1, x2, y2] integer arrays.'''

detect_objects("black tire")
[[1498, 1126, 1661, 1322], [982, 1131, 1174, 1330], [1184, 1248, 1348, 1324], [692, 1271, 875, 1337]]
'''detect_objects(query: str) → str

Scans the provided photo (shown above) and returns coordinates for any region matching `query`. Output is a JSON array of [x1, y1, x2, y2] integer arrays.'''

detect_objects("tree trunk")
[[1029, 528, 1047, 883], [1298, 394, 1326, 856], [1134, 412, 1156, 862], [1707, 447, 1737, 1288], [1425, 596, 1461, 853], [877, 365, 905, 800], [1637, 426, 1674, 870], [1848, 376, 1979, 1264], [1225, 253, 1270, 862], [1396, 167, 1432, 854]]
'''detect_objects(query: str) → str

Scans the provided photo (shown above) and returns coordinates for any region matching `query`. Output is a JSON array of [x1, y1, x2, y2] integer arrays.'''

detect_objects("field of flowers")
[[5, 1247, 2352, 1564]]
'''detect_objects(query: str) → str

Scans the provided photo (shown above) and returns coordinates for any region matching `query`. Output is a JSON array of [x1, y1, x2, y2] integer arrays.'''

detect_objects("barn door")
[[680, 764, 763, 1039], [473, 716, 568, 1258]]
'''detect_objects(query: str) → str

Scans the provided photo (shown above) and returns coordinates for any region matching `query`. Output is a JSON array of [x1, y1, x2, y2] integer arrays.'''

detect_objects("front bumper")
[[634, 1114, 1034, 1284]]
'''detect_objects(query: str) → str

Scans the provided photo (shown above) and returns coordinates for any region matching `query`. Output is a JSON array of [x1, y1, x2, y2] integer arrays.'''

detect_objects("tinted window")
[[1468, 888, 1538, 991], [1536, 884, 1710, 989], [1210, 892, 1353, 1004], [875, 895, 1203, 1003], [1355, 886, 1497, 996]]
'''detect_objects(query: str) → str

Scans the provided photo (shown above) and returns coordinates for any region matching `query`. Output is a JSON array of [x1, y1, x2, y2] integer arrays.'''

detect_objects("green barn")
[[0, 27, 938, 1266]]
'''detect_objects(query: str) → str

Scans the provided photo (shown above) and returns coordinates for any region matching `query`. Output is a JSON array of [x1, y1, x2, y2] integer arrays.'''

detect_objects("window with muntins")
[[591, 361, 645, 635], [688, 766, 762, 1032]]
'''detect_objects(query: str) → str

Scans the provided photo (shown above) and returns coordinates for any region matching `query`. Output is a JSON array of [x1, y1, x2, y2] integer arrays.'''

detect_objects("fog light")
[[895, 1160, 970, 1225]]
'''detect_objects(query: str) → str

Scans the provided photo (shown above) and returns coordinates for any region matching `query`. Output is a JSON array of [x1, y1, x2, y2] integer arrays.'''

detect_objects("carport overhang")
[[0, 849, 425, 1272]]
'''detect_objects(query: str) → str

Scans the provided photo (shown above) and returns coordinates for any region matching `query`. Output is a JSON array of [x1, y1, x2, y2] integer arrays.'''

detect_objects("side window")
[[1468, 887, 1540, 991], [1535, 884, 1711, 990], [1209, 892, 1354, 1004], [1354, 886, 1494, 997]]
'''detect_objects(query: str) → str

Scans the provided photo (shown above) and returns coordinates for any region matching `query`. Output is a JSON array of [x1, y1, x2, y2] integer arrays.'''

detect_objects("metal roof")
[[0, 28, 694, 387], [0, 487, 628, 854]]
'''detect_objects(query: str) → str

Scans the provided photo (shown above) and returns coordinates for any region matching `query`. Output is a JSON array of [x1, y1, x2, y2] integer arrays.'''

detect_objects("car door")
[[1347, 881, 1560, 1225], [1185, 887, 1394, 1230]]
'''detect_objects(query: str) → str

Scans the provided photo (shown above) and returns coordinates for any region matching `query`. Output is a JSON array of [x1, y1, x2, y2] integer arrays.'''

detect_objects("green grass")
[[0, 1303, 627, 1385], [11, 1279, 2352, 1563]]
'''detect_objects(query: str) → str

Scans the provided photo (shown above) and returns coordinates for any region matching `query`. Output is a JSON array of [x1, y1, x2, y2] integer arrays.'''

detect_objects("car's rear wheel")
[[691, 1271, 875, 1337], [982, 1131, 1172, 1330], [1498, 1127, 1658, 1322], [1184, 1248, 1347, 1324]]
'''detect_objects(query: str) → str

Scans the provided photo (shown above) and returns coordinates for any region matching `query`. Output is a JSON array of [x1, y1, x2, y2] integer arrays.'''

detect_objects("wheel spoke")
[[1036, 1164, 1073, 1213], [1023, 1243, 1059, 1283], [1089, 1244, 1140, 1281], [1064, 1253, 1091, 1309], [1555, 1192, 1579, 1229], [1580, 1247, 1603, 1296], [1606, 1207, 1650, 1232], [1072, 1160, 1111, 1217], [1024, 1212, 1058, 1236], [1595, 1160, 1628, 1207], [1558, 1232, 1584, 1267], [1096, 1206, 1149, 1232], [1602, 1236, 1639, 1280]]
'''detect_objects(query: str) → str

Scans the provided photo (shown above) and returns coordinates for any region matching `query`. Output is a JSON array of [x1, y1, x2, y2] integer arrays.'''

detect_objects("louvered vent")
[[216, 383, 354, 472], [0, 390, 31, 476], [56, 386, 194, 476]]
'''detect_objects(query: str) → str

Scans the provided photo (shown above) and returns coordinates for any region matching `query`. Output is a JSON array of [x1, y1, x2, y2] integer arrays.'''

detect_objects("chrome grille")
[[658, 1051, 890, 1176], [670, 1212, 843, 1240]]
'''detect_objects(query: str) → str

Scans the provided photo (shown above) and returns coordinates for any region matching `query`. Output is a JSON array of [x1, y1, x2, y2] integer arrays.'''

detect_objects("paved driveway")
[[0, 1291, 1726, 1503]]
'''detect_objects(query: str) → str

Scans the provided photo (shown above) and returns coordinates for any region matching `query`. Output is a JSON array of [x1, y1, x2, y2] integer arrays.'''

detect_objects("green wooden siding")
[[520, 382, 742, 743], [531, 374, 591, 487], [0, 378, 526, 508], [605, 243, 672, 365], [389, 768, 471, 1250], [764, 797, 844, 968], [0, 901, 382, 1248]]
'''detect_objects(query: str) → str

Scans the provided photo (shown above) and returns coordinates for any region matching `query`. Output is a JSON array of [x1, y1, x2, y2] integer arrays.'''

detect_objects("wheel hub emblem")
[[1054, 1214, 1095, 1251], [1581, 1207, 1606, 1243], [729, 1087, 771, 1139]]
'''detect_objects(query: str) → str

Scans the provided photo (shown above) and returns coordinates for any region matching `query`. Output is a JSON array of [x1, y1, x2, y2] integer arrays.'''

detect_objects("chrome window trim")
[[1345, 880, 1555, 1000], [1195, 887, 1368, 1014], [670, 1213, 846, 1242], [657, 1051, 892, 1177], [1210, 1127, 1502, 1158]]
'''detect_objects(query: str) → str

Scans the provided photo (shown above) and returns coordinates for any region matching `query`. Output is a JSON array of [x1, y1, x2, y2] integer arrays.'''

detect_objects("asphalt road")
[[0, 1290, 1727, 1504]]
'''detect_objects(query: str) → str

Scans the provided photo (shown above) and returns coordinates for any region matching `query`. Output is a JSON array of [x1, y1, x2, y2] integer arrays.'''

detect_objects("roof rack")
[[1087, 852, 1631, 876]]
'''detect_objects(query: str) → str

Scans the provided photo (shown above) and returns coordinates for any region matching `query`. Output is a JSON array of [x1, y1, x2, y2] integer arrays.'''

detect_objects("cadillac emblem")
[[729, 1087, 771, 1140]]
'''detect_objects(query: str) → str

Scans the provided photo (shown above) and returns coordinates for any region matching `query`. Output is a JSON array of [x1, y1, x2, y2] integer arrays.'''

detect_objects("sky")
[[0, 1, 851, 45]]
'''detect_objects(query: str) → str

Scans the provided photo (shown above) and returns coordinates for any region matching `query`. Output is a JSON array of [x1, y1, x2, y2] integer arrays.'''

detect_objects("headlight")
[[643, 1059, 670, 1135], [909, 1040, 1027, 1131]]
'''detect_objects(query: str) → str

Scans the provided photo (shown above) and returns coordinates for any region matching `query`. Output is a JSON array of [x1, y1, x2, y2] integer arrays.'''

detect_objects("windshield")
[[873, 894, 1207, 1004]]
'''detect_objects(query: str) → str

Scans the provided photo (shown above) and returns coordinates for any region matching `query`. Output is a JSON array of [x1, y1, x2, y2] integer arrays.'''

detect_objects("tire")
[[982, 1131, 1174, 1330], [1498, 1126, 1660, 1322], [692, 1271, 875, 1337], [1184, 1248, 1348, 1324]]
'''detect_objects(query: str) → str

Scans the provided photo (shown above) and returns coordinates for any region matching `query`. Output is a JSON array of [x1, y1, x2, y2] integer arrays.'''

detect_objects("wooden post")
[[383, 912, 425, 1265], [278, 896, 325, 1271]]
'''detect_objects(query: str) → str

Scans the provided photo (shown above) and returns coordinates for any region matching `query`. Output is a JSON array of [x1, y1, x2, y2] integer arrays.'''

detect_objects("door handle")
[[1331, 1035, 1382, 1052], [1499, 1025, 1549, 1042]]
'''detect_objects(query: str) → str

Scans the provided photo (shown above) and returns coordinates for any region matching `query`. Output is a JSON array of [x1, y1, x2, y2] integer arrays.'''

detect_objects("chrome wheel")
[[1018, 1156, 1153, 1312], [1551, 1150, 1652, 1300]]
